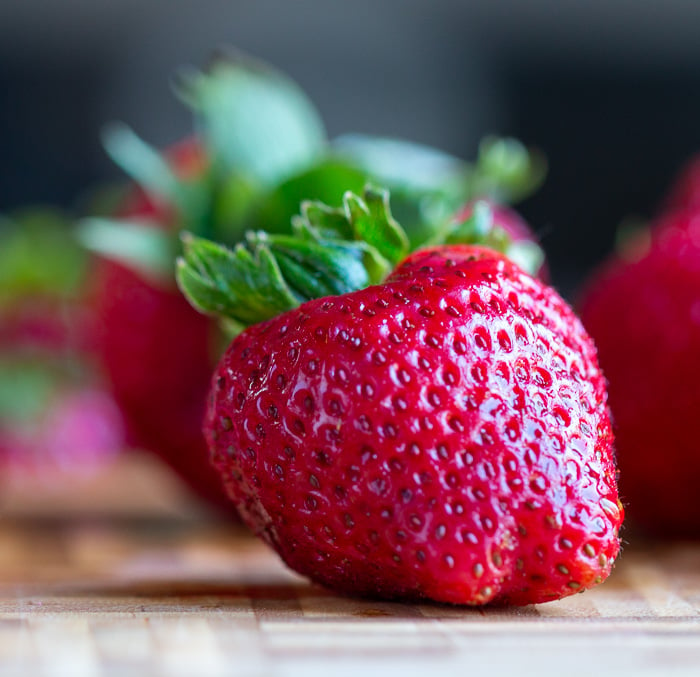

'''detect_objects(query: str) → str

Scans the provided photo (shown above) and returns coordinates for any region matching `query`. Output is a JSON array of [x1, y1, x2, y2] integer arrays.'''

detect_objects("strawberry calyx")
[[434, 200, 545, 276], [174, 49, 327, 190], [177, 186, 544, 333], [177, 186, 406, 333], [333, 134, 546, 249]]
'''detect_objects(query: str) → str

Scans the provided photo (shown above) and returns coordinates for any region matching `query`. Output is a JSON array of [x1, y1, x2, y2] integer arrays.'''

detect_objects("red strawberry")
[[85, 52, 548, 514], [88, 133, 233, 510], [578, 208, 700, 537], [91, 256, 230, 508], [178, 188, 622, 604]]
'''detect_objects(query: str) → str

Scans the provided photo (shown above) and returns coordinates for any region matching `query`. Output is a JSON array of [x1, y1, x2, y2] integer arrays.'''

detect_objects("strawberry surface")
[[205, 245, 622, 604], [91, 257, 231, 509], [578, 209, 700, 537]]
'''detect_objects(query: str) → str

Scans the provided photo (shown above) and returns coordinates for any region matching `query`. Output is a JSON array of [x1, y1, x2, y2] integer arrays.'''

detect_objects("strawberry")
[[0, 388, 123, 483], [88, 136, 226, 509], [578, 208, 700, 537], [177, 187, 622, 605], [89, 256, 226, 507], [0, 210, 124, 482], [83, 52, 546, 514]]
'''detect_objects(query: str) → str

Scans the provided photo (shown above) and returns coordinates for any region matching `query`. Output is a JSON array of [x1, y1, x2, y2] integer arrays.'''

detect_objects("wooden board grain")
[[0, 454, 698, 676], [0, 515, 698, 677]]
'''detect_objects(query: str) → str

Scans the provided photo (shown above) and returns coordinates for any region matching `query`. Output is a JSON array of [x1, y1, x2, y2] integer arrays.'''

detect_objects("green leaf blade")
[[101, 123, 181, 207], [471, 136, 547, 204], [77, 218, 176, 285], [177, 55, 327, 189], [343, 187, 408, 266], [177, 233, 303, 329]]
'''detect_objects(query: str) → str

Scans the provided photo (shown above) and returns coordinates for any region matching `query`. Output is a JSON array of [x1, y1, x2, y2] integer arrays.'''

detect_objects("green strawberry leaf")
[[177, 186, 405, 332], [332, 134, 471, 247], [177, 232, 302, 330], [209, 171, 261, 243], [470, 136, 547, 204], [176, 52, 326, 189], [331, 134, 546, 249], [342, 186, 408, 266], [250, 159, 368, 236], [101, 123, 182, 206], [432, 200, 544, 277], [101, 123, 210, 229], [0, 209, 87, 304], [248, 230, 384, 300], [333, 134, 470, 194], [78, 218, 177, 285]]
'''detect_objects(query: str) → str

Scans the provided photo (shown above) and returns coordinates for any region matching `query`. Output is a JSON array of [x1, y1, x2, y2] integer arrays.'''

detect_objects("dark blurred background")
[[2, 0, 700, 295]]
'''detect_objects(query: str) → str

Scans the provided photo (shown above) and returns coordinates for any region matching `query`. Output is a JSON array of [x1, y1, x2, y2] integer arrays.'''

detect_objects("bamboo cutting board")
[[0, 456, 698, 676]]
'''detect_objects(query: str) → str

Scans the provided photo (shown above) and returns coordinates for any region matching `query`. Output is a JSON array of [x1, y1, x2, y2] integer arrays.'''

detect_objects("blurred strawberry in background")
[[81, 52, 545, 515], [0, 210, 124, 487], [578, 162, 700, 538]]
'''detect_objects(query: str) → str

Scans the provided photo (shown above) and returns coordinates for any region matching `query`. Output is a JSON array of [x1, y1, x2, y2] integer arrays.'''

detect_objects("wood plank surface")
[[0, 455, 698, 676]]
